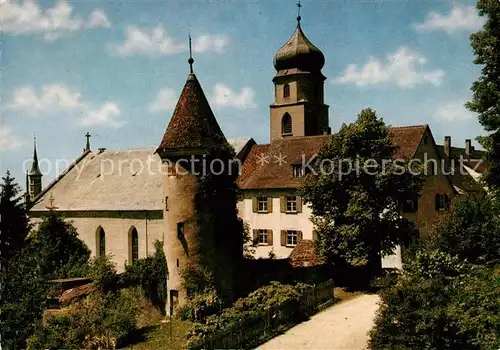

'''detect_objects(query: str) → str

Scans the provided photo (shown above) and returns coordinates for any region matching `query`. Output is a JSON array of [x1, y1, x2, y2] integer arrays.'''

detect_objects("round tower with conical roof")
[[156, 46, 239, 315], [270, 3, 330, 141]]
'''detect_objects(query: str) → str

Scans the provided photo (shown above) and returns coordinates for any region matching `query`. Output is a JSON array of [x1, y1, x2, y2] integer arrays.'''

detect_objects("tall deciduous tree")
[[466, 0, 500, 187], [30, 211, 90, 279], [300, 108, 424, 275], [0, 171, 30, 265]]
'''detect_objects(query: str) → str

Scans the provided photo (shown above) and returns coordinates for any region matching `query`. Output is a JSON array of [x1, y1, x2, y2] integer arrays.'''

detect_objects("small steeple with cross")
[[84, 132, 91, 152], [46, 192, 59, 211]]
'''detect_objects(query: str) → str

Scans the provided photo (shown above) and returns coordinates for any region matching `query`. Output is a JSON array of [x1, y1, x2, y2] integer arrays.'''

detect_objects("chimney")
[[444, 136, 451, 158], [465, 139, 472, 157]]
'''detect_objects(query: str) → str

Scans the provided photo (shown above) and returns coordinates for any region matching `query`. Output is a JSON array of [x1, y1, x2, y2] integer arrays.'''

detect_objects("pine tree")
[[0, 171, 30, 265], [466, 0, 500, 187]]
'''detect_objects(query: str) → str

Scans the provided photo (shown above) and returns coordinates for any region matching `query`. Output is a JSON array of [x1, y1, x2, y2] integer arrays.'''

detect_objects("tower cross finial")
[[297, 1, 302, 23], [188, 33, 194, 74], [84, 132, 91, 152]]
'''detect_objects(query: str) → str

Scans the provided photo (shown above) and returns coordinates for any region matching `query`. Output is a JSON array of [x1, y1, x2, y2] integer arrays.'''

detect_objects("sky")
[[0, 0, 488, 188]]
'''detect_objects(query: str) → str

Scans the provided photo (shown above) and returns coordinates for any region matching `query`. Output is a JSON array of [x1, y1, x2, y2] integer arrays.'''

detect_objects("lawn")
[[124, 318, 190, 350]]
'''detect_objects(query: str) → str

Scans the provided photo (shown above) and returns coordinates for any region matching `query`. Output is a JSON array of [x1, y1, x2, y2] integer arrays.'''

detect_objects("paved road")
[[257, 294, 380, 350]]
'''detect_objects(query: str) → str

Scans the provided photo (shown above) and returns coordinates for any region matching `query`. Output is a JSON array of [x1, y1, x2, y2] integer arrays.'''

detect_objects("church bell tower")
[[270, 2, 330, 141]]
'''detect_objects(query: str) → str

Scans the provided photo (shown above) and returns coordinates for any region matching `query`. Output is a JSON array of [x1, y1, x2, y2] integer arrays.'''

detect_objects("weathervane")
[[188, 33, 194, 74], [297, 1, 302, 23]]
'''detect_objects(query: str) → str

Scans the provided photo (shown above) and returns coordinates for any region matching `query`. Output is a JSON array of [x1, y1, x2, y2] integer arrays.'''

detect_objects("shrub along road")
[[257, 294, 380, 350]]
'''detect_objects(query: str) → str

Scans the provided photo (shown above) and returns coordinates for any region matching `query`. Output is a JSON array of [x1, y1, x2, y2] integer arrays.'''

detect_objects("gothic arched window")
[[96, 226, 105, 257], [283, 84, 290, 98], [129, 227, 139, 264], [282, 113, 292, 136]]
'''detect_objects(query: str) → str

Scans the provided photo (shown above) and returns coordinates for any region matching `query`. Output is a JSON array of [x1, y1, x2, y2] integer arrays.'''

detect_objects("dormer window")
[[282, 113, 292, 136], [283, 84, 290, 98], [292, 164, 304, 177]]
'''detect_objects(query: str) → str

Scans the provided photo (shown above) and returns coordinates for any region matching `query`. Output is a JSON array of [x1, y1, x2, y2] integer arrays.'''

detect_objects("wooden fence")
[[189, 279, 334, 350]]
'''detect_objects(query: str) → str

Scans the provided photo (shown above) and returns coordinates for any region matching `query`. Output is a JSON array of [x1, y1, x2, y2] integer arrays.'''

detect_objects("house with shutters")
[[26, 11, 486, 273]]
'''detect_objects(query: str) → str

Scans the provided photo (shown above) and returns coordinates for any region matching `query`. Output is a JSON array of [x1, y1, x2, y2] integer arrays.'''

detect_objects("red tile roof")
[[59, 283, 96, 304], [238, 135, 328, 189], [157, 73, 227, 153], [238, 126, 428, 189], [389, 125, 428, 158]]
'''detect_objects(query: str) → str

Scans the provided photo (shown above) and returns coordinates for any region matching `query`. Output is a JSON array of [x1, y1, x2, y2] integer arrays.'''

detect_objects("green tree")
[[0, 249, 48, 350], [300, 108, 424, 276], [121, 240, 168, 314], [430, 193, 500, 265], [0, 171, 30, 265], [466, 0, 500, 187], [369, 250, 500, 349], [30, 211, 90, 279]]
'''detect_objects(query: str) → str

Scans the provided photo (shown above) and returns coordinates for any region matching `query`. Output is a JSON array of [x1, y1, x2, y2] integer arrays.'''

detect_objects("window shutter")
[[298, 230, 303, 242], [252, 197, 257, 213], [312, 229, 318, 241], [280, 230, 286, 246], [435, 194, 439, 211], [297, 196, 303, 213], [280, 196, 286, 213], [445, 194, 451, 209], [267, 229, 273, 245], [252, 229, 258, 242], [267, 197, 273, 213]]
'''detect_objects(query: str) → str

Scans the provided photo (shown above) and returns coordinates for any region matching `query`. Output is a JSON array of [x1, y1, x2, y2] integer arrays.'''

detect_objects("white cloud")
[[8, 84, 87, 115], [435, 101, 475, 122], [0, 0, 111, 41], [7, 84, 125, 128], [86, 9, 111, 29], [413, 5, 485, 34], [0, 125, 22, 150], [211, 84, 257, 109], [80, 102, 124, 128], [150, 88, 178, 113], [334, 47, 444, 88], [193, 34, 229, 53], [112, 25, 229, 56], [112, 25, 185, 56]]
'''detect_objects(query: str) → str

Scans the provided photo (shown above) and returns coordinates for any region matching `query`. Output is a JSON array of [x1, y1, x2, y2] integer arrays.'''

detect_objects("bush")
[[186, 282, 312, 349], [27, 288, 141, 350], [121, 240, 168, 314], [369, 251, 500, 349], [179, 290, 223, 323], [88, 255, 120, 293], [29, 212, 91, 279], [430, 193, 500, 265]]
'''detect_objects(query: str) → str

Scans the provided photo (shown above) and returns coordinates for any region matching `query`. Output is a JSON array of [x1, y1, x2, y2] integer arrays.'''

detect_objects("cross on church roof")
[[46, 192, 59, 210], [84, 132, 91, 152]]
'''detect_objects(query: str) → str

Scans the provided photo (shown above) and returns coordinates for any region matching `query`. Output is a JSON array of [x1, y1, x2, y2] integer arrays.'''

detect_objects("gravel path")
[[256, 294, 380, 350]]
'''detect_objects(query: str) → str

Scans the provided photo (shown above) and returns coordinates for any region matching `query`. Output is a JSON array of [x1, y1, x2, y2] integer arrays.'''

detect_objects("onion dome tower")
[[270, 1, 330, 141]]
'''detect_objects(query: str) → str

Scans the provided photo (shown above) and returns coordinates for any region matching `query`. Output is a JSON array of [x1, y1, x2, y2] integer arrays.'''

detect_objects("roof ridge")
[[389, 124, 428, 130]]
